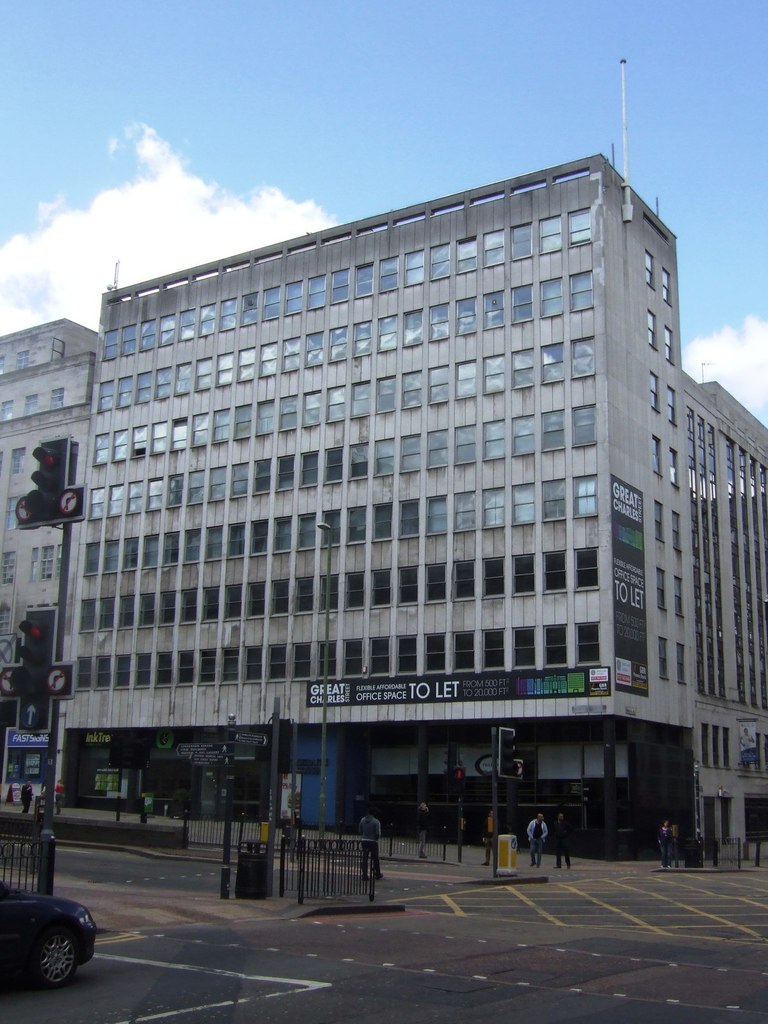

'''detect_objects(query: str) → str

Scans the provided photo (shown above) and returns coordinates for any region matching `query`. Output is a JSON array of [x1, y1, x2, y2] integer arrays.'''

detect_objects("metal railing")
[[185, 815, 262, 850], [0, 838, 39, 890], [279, 835, 375, 904], [712, 837, 742, 869]]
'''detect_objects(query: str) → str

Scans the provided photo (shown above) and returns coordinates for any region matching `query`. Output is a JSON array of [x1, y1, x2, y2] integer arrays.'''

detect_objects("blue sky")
[[2, 1, 767, 420]]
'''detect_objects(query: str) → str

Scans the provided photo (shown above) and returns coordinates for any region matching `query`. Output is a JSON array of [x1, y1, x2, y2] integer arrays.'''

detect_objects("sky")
[[1, 1, 767, 421]]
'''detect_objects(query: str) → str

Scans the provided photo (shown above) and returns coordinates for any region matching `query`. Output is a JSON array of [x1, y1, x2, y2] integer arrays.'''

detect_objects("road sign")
[[235, 731, 269, 746], [177, 742, 234, 765]]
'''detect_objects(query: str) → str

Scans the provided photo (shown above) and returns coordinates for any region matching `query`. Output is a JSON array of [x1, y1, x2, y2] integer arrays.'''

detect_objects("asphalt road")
[[5, 847, 768, 1022]]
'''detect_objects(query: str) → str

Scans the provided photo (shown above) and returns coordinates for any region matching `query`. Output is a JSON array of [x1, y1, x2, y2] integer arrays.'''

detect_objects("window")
[[50, 387, 64, 410], [512, 349, 534, 388], [376, 377, 396, 413], [171, 419, 187, 449], [650, 371, 659, 411], [399, 566, 418, 604], [484, 355, 504, 393], [483, 229, 504, 266], [247, 583, 265, 617], [542, 410, 564, 450], [405, 250, 424, 285], [664, 326, 674, 363], [647, 310, 657, 348], [455, 424, 475, 463], [271, 580, 289, 615], [545, 625, 567, 665], [662, 267, 671, 304], [260, 343, 277, 376], [237, 348, 255, 382], [403, 310, 423, 346], [375, 439, 394, 475], [285, 281, 303, 314], [658, 636, 668, 678], [188, 470, 205, 503], [429, 366, 449, 403], [352, 382, 370, 417], [667, 386, 676, 424], [279, 396, 297, 430], [512, 484, 535, 524], [402, 371, 422, 408], [457, 238, 477, 273], [540, 279, 563, 317], [512, 285, 532, 322], [454, 493, 475, 531], [372, 569, 391, 606], [651, 435, 661, 474], [575, 548, 598, 588], [429, 303, 449, 341], [484, 420, 505, 460], [348, 506, 366, 543], [152, 422, 168, 454], [373, 503, 392, 539], [353, 321, 371, 354], [573, 405, 596, 445], [543, 480, 566, 519], [1, 552, 16, 585], [427, 430, 448, 468], [570, 271, 593, 310], [512, 416, 534, 455], [484, 630, 505, 669], [569, 210, 591, 245], [346, 572, 365, 609], [574, 476, 597, 516], [426, 564, 446, 601], [206, 526, 223, 560], [370, 638, 390, 675], [283, 336, 300, 371], [331, 268, 349, 302], [306, 332, 324, 365], [454, 560, 474, 599], [430, 243, 450, 279], [542, 343, 564, 382], [398, 636, 417, 673], [577, 623, 599, 662], [671, 511, 681, 550], [544, 551, 566, 590], [301, 452, 319, 486], [277, 455, 294, 490], [325, 447, 343, 483], [540, 216, 561, 252], [327, 386, 345, 422], [355, 263, 373, 297], [572, 337, 595, 376], [483, 488, 504, 528], [294, 578, 314, 612], [400, 499, 419, 537], [514, 628, 535, 667], [163, 532, 180, 565], [350, 443, 368, 478], [184, 529, 201, 562], [426, 496, 447, 534], [155, 368, 171, 399], [668, 447, 679, 486], [256, 400, 274, 435], [379, 256, 398, 291], [274, 519, 292, 552], [512, 223, 532, 259], [175, 363, 192, 395], [454, 632, 474, 670], [674, 576, 683, 616], [139, 594, 155, 627], [645, 250, 654, 287], [160, 591, 176, 624], [483, 557, 504, 596], [426, 634, 445, 672]]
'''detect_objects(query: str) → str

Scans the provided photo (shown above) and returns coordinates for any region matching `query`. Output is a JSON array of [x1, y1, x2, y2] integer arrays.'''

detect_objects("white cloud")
[[683, 316, 768, 426], [0, 124, 336, 334]]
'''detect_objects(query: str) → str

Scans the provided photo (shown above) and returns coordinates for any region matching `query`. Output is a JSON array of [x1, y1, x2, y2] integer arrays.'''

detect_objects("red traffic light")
[[454, 765, 465, 780], [15, 438, 84, 529]]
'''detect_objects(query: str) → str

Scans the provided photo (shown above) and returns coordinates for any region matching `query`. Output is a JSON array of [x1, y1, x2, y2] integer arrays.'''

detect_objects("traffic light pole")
[[38, 516, 74, 895]]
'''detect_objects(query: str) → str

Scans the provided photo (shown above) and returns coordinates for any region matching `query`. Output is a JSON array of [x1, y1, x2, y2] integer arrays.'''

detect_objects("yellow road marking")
[[97, 932, 146, 945], [557, 882, 672, 936], [504, 885, 568, 926], [438, 894, 467, 916]]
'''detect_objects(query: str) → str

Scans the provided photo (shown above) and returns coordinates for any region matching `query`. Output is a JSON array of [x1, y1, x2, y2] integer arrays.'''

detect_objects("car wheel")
[[27, 925, 79, 988]]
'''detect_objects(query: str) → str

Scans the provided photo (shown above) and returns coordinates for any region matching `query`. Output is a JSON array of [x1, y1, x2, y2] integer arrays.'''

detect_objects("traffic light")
[[15, 438, 84, 529], [0, 609, 58, 731], [452, 763, 466, 794], [497, 726, 518, 778]]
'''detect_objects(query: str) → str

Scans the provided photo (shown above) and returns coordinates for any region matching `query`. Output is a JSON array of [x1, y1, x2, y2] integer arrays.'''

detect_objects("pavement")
[[0, 804, 753, 931]]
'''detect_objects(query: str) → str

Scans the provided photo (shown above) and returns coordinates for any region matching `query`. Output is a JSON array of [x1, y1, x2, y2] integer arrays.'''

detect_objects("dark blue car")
[[0, 880, 97, 988]]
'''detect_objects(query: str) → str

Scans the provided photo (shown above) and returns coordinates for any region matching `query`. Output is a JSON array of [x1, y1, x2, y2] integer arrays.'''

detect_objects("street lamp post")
[[317, 522, 332, 839]]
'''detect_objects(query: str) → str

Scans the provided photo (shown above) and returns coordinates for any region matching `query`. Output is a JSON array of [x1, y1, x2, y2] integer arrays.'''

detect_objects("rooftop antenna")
[[106, 260, 120, 291], [620, 59, 634, 223]]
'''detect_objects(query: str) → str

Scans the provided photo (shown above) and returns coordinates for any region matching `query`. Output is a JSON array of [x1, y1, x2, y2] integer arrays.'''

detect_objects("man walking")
[[527, 812, 548, 867], [359, 805, 383, 880], [553, 812, 572, 868]]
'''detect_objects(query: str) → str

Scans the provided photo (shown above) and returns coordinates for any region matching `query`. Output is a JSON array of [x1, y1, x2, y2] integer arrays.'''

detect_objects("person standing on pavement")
[[21, 781, 33, 813], [359, 805, 383, 880], [54, 779, 65, 814], [658, 819, 674, 868], [527, 812, 548, 867], [553, 812, 572, 868], [417, 802, 430, 858], [482, 808, 494, 865]]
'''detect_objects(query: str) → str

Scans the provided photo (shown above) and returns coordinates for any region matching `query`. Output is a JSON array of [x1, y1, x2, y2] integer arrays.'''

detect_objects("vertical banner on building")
[[738, 720, 758, 765], [611, 476, 648, 695]]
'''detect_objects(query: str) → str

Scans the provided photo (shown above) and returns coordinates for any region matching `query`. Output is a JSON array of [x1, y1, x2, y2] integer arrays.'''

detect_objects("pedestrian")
[[553, 812, 572, 868], [359, 805, 383, 881], [526, 812, 548, 867], [54, 778, 65, 814], [482, 808, 494, 865], [658, 819, 674, 868], [21, 781, 33, 813], [417, 802, 429, 858]]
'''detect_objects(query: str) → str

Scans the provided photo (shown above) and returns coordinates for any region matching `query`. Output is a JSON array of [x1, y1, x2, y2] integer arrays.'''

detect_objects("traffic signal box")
[[15, 438, 84, 529], [498, 726, 523, 779], [0, 608, 73, 731]]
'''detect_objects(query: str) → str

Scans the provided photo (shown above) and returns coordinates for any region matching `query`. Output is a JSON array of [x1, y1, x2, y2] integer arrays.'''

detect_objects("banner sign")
[[306, 667, 610, 709], [611, 475, 649, 696], [739, 720, 758, 765]]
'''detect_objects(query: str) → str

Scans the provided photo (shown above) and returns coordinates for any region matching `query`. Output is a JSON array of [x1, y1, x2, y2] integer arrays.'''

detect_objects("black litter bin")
[[683, 838, 703, 868], [235, 842, 268, 899]]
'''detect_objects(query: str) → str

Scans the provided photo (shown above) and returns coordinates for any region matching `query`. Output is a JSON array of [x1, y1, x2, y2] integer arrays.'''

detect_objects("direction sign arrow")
[[177, 742, 233, 759], [235, 731, 269, 746]]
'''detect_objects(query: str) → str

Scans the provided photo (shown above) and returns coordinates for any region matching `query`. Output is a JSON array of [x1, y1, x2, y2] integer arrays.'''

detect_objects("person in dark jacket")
[[21, 781, 33, 813], [417, 802, 429, 858], [658, 820, 674, 868], [359, 806, 383, 880], [553, 812, 572, 868]]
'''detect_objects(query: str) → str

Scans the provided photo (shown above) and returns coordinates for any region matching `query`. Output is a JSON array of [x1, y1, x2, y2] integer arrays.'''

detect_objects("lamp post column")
[[317, 522, 332, 839]]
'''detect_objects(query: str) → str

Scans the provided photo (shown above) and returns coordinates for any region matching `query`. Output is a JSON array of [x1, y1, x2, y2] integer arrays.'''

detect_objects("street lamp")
[[317, 522, 332, 838]]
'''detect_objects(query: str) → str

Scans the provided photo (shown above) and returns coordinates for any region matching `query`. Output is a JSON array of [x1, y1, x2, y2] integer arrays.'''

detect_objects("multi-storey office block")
[[64, 155, 768, 854]]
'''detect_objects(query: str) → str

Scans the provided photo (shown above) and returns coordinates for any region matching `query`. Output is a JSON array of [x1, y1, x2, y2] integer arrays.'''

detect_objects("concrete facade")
[[6, 157, 767, 854]]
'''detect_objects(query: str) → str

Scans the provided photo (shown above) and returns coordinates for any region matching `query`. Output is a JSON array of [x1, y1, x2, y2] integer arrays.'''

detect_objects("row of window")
[[76, 620, 601, 690], [102, 214, 594, 358], [0, 388, 64, 420], [97, 282, 596, 416], [80, 548, 601, 631], [0, 545, 60, 585], [82, 482, 599, 575]]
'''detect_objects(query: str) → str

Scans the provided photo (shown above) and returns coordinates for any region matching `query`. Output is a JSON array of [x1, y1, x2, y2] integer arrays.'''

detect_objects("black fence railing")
[[713, 836, 742, 869], [279, 835, 375, 904], [185, 815, 262, 849], [0, 838, 40, 890]]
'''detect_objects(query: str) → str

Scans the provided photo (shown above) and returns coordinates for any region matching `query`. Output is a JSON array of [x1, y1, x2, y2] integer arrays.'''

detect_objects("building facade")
[[48, 154, 768, 854], [0, 319, 98, 793]]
